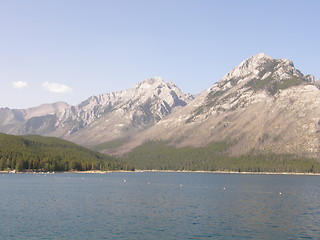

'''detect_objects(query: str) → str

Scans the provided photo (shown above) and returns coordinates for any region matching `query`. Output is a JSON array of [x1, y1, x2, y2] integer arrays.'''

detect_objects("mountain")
[[0, 77, 193, 149], [0, 133, 130, 172], [66, 77, 193, 147], [119, 53, 320, 159], [0, 102, 70, 135], [2, 53, 320, 168]]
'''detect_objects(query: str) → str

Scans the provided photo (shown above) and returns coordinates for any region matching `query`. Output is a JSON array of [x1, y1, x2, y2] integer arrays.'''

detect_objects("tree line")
[[2, 133, 320, 173], [0, 133, 133, 172], [122, 141, 320, 173]]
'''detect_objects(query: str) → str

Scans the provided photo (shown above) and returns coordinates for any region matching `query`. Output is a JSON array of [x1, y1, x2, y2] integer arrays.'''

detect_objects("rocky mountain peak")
[[221, 53, 273, 81], [193, 53, 317, 125], [64, 76, 194, 144], [214, 53, 312, 93], [134, 77, 170, 90]]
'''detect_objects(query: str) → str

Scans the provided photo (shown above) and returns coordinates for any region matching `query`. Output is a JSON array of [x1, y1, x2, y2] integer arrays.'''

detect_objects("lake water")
[[0, 172, 319, 239]]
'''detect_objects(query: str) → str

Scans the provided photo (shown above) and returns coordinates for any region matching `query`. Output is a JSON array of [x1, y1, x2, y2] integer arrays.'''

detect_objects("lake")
[[0, 172, 319, 239]]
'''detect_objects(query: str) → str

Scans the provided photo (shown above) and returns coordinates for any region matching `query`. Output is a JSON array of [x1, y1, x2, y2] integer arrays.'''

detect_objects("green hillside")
[[0, 133, 133, 172], [3, 132, 319, 173], [122, 141, 320, 173]]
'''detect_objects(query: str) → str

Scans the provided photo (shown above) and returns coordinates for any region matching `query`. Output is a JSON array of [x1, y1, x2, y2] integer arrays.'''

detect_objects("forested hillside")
[[122, 141, 320, 173], [0, 133, 133, 172]]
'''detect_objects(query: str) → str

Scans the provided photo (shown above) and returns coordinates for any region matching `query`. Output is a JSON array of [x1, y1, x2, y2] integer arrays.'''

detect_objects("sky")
[[1, 0, 319, 109]]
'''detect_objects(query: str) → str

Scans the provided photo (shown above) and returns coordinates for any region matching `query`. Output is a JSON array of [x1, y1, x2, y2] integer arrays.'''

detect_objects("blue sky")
[[1, 0, 319, 109]]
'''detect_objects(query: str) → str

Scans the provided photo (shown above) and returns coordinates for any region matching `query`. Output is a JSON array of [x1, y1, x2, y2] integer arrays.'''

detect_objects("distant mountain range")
[[0, 77, 193, 150], [2, 53, 320, 161]]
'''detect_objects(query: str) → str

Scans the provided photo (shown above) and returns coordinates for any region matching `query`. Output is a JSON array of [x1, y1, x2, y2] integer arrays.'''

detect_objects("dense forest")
[[2, 133, 320, 173], [0, 133, 133, 172], [122, 141, 320, 173]]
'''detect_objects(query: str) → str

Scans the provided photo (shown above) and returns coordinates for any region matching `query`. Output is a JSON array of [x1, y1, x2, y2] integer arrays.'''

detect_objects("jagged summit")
[[142, 76, 163, 84], [252, 52, 271, 59], [134, 77, 171, 90], [192, 53, 318, 126], [221, 53, 272, 81], [244, 52, 273, 66], [213, 53, 313, 94]]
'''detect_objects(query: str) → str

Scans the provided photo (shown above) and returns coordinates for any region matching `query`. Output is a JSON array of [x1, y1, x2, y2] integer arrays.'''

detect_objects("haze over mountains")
[[1, 53, 320, 158]]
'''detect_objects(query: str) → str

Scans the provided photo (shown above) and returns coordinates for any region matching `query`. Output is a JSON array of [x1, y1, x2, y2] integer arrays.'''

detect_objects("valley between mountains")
[[2, 53, 320, 172]]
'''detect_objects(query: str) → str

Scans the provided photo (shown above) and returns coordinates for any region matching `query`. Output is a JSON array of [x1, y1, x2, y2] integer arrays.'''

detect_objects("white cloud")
[[42, 81, 73, 93], [12, 81, 28, 89]]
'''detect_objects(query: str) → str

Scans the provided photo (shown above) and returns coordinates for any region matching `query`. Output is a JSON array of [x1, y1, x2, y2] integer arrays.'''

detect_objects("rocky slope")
[[119, 53, 320, 158], [0, 77, 193, 147]]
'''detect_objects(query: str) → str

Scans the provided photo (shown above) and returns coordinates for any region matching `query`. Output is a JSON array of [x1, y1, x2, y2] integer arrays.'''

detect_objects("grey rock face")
[[0, 77, 193, 146]]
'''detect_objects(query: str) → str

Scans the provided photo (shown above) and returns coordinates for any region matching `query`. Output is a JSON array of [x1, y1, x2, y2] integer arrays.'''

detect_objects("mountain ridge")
[[0, 77, 193, 146], [114, 53, 320, 158], [1, 53, 320, 160]]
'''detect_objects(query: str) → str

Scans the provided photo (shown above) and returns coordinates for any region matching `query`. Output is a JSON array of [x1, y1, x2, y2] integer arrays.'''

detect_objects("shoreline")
[[0, 170, 132, 174], [2, 169, 320, 176], [134, 169, 320, 176]]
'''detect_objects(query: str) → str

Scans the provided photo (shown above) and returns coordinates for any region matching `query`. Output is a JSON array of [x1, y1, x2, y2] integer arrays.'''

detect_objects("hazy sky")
[[1, 0, 319, 109]]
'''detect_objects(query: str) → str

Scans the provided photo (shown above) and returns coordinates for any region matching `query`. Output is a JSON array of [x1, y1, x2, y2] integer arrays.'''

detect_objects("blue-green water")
[[0, 172, 319, 239]]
